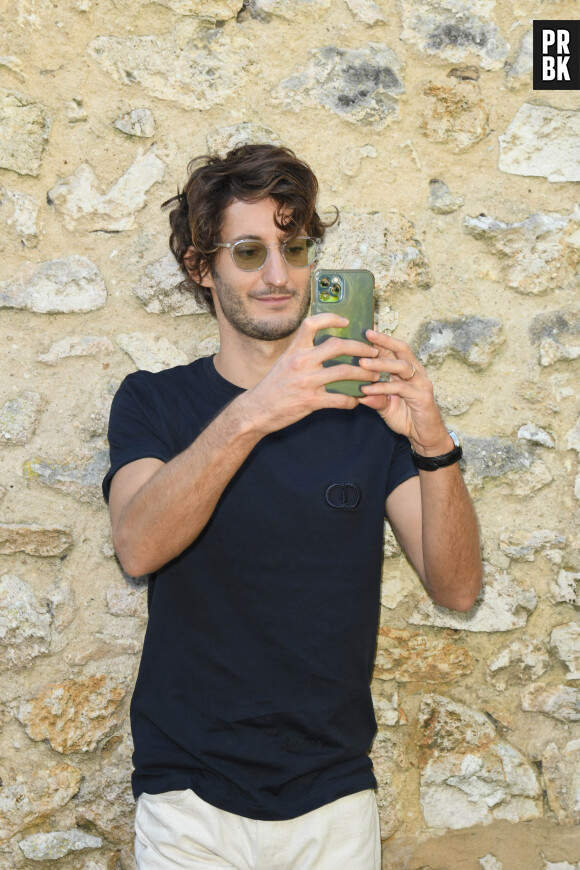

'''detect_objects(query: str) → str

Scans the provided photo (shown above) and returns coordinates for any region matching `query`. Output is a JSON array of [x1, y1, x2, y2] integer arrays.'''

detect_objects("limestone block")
[[48, 147, 165, 232], [383, 522, 401, 558], [487, 638, 550, 691], [117, 332, 188, 372], [461, 434, 552, 496], [66, 97, 87, 124], [0, 764, 81, 844], [38, 334, 114, 365], [499, 104, 580, 182], [17, 674, 130, 753], [114, 108, 155, 138], [427, 179, 464, 214], [420, 81, 490, 151], [339, 144, 377, 178], [530, 309, 580, 368], [194, 336, 220, 358], [106, 585, 147, 619], [418, 695, 541, 829], [16, 0, 55, 28], [373, 692, 404, 727], [47, 580, 76, 633], [552, 570, 580, 608], [374, 626, 472, 683], [0, 256, 107, 314], [568, 417, 580, 501], [551, 623, 580, 680], [0, 56, 26, 79], [521, 684, 580, 722], [0, 88, 51, 176], [499, 529, 565, 561], [64, 634, 140, 666], [0, 187, 39, 247], [370, 729, 402, 839], [321, 211, 430, 296], [480, 856, 503, 870], [544, 863, 580, 870], [414, 316, 503, 369], [435, 391, 476, 416], [89, 28, 254, 110], [272, 44, 405, 130], [75, 732, 136, 843], [344, 0, 385, 25], [505, 29, 532, 87], [23, 448, 110, 503], [133, 254, 206, 316], [409, 564, 537, 632], [464, 207, 580, 295], [380, 567, 415, 610], [399, 0, 509, 70], [154, 0, 240, 16], [250, 0, 331, 18], [0, 573, 51, 671], [518, 424, 555, 448], [375, 303, 399, 334], [0, 522, 72, 556], [542, 739, 580, 826], [206, 123, 281, 157], [0, 390, 43, 444], [79, 380, 118, 443], [19, 828, 102, 860]]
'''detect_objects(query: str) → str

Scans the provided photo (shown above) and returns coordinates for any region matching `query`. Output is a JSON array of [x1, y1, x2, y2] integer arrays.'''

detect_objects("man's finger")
[[314, 363, 379, 388], [358, 356, 420, 380], [294, 313, 351, 347], [312, 336, 378, 364], [365, 329, 416, 359]]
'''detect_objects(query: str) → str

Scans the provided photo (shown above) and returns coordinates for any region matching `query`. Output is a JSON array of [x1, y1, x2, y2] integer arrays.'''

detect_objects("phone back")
[[311, 269, 374, 397]]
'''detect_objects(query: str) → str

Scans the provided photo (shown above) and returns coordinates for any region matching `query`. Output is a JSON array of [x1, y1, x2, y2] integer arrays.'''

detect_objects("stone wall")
[[0, 0, 579, 867]]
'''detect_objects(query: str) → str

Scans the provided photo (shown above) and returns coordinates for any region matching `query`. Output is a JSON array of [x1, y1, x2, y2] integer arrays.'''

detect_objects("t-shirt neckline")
[[201, 354, 246, 399]]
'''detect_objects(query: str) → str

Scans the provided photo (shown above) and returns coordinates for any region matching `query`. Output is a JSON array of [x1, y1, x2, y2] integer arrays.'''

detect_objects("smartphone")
[[311, 268, 374, 397]]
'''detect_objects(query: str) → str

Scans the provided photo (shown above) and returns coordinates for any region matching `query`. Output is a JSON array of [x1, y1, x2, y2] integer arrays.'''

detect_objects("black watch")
[[411, 431, 463, 471]]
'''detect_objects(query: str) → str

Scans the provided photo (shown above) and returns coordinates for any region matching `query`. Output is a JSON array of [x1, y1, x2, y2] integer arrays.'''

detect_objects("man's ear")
[[184, 246, 214, 289]]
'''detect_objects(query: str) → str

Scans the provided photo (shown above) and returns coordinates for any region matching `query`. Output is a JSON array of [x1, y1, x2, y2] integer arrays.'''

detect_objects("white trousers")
[[135, 787, 381, 870]]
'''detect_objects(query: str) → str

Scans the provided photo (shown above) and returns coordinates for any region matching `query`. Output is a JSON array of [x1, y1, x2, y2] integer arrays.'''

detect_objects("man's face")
[[204, 198, 314, 342]]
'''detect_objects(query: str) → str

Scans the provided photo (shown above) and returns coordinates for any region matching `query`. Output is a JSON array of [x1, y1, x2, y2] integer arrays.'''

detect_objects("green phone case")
[[311, 269, 374, 397]]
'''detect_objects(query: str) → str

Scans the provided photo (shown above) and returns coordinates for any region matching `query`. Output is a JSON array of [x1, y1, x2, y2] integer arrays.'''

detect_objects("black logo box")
[[533, 20, 580, 90]]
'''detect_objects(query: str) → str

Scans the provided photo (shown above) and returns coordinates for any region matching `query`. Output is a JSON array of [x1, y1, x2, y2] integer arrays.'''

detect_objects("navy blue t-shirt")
[[103, 355, 418, 821]]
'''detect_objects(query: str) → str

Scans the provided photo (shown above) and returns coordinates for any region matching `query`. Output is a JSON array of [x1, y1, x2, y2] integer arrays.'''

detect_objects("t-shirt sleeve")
[[385, 431, 419, 499], [102, 373, 173, 504]]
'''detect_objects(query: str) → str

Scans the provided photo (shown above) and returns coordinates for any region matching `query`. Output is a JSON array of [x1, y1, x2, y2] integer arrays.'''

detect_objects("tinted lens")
[[231, 241, 268, 270], [283, 237, 317, 267]]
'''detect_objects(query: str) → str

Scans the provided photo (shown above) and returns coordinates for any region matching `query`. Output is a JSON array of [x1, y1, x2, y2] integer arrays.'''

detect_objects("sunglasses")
[[214, 237, 320, 272]]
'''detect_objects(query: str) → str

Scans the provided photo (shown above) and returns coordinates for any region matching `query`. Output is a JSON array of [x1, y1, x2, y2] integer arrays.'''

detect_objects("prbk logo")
[[533, 20, 580, 90]]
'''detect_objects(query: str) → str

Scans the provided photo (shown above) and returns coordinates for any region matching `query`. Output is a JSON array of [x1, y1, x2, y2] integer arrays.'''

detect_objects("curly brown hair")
[[162, 143, 336, 316]]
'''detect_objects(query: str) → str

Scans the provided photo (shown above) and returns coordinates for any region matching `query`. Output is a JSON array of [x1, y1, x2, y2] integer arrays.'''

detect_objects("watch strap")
[[411, 432, 463, 471]]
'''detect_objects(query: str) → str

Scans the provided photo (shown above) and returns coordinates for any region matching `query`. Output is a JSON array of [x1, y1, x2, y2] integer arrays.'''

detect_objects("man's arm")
[[386, 469, 482, 612], [359, 330, 482, 612], [108, 314, 379, 577]]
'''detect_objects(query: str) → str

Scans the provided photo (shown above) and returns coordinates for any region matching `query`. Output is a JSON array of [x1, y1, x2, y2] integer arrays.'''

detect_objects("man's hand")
[[357, 330, 452, 456], [239, 313, 379, 435], [356, 328, 482, 612]]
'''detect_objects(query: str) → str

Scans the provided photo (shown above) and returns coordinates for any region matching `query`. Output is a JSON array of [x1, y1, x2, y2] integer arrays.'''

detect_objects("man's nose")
[[262, 245, 289, 286]]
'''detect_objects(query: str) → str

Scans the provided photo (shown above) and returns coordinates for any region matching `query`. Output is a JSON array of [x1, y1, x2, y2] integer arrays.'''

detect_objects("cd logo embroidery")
[[325, 483, 361, 510]]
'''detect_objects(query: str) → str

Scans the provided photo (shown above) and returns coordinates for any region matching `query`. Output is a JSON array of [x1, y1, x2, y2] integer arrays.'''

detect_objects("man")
[[103, 144, 482, 870]]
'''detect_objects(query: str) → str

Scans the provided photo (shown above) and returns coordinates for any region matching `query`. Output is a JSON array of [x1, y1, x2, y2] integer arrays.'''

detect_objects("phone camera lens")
[[319, 277, 330, 288]]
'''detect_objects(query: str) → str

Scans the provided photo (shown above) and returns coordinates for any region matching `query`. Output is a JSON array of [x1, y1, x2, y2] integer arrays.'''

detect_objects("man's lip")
[[252, 293, 294, 302]]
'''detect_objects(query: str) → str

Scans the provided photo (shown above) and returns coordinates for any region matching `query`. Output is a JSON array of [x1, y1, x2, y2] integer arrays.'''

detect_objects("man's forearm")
[[419, 464, 482, 612], [113, 393, 262, 576]]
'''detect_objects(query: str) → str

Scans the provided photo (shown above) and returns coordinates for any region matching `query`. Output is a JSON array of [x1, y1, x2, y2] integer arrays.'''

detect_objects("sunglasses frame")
[[214, 236, 321, 272]]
